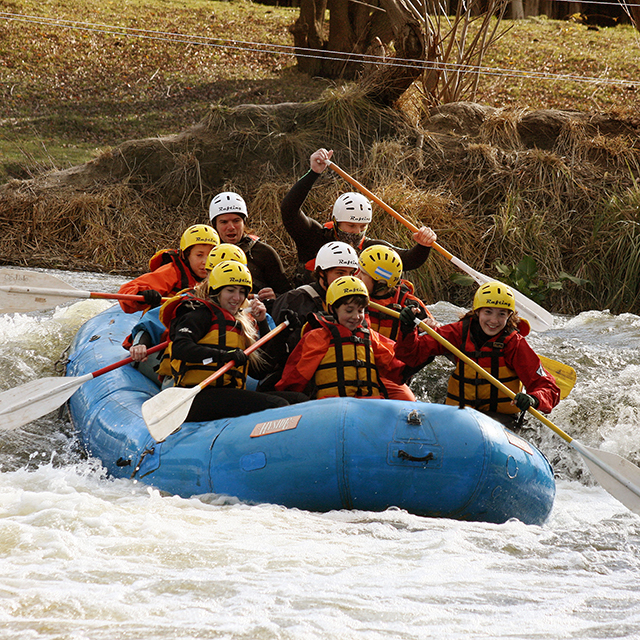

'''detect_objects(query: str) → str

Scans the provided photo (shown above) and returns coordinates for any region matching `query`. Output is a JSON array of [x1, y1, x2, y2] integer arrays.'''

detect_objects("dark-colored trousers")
[[185, 387, 308, 423]]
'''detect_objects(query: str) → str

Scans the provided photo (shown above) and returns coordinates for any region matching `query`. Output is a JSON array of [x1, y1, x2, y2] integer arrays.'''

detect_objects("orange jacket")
[[118, 261, 200, 314], [276, 318, 404, 398]]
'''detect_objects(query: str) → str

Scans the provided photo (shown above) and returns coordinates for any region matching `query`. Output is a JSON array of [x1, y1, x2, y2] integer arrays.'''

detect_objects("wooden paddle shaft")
[[0, 284, 164, 303], [368, 301, 572, 443], [327, 160, 454, 261]]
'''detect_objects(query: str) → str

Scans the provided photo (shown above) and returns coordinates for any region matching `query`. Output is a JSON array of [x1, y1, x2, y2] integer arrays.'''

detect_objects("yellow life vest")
[[445, 316, 522, 414], [310, 314, 385, 399], [158, 294, 248, 388]]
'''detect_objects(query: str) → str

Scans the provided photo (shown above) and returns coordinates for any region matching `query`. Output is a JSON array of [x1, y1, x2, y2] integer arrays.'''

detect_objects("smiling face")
[[217, 285, 247, 315], [214, 214, 245, 244], [477, 307, 512, 336], [335, 301, 366, 332], [187, 244, 216, 280]]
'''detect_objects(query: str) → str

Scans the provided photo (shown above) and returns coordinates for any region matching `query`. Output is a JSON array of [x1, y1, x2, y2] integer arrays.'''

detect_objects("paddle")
[[143, 320, 290, 443], [537, 355, 576, 400], [369, 301, 640, 516], [0, 269, 167, 314], [0, 341, 170, 431], [326, 160, 555, 332]]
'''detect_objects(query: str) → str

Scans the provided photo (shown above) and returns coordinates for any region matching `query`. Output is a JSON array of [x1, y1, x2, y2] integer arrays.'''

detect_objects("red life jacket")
[[367, 280, 433, 342]]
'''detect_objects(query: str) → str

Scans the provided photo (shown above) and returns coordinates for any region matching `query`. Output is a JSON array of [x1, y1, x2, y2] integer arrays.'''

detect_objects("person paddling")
[[208, 191, 291, 304], [158, 260, 306, 422], [275, 276, 405, 400], [395, 281, 561, 427], [281, 148, 437, 285]]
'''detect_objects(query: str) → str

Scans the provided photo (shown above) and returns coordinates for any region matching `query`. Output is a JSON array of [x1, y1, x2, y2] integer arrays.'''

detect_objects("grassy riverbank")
[[1, 0, 638, 182], [1, 1, 639, 315]]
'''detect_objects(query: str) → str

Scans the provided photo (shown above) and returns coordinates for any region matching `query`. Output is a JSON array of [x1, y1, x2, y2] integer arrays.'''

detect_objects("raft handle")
[[398, 450, 434, 463], [406, 410, 422, 425]]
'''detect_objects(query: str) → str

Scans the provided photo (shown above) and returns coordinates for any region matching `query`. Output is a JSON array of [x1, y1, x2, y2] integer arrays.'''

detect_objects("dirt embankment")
[[1, 96, 639, 314]]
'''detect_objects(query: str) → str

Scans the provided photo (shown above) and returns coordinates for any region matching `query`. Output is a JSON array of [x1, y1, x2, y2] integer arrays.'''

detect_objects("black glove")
[[282, 309, 301, 332], [224, 348, 248, 366], [513, 392, 538, 411], [399, 305, 418, 336], [141, 289, 163, 308]]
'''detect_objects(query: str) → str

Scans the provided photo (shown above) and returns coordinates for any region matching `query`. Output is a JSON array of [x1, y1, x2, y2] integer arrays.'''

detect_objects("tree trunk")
[[289, 0, 328, 76], [290, 0, 425, 92], [361, 0, 427, 107], [511, 0, 525, 19], [523, 0, 538, 17]]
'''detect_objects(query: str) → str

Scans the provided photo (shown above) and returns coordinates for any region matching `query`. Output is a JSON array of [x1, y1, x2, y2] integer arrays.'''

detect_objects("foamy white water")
[[1, 270, 639, 639]]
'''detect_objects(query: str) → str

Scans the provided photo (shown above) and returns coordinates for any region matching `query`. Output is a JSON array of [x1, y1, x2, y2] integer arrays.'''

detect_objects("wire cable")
[[0, 10, 637, 88]]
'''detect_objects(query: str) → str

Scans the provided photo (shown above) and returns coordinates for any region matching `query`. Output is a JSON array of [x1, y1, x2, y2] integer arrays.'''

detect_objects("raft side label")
[[250, 415, 301, 438], [505, 430, 534, 455]]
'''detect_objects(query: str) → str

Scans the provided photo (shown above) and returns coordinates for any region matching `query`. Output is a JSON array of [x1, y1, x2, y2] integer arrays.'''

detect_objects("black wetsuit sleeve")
[[281, 169, 328, 261], [362, 237, 432, 272], [250, 242, 292, 294], [169, 302, 232, 365]]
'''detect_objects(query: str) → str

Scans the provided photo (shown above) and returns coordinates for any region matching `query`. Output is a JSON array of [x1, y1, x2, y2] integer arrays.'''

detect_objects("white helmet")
[[209, 192, 248, 221], [332, 193, 373, 224], [314, 241, 359, 271]]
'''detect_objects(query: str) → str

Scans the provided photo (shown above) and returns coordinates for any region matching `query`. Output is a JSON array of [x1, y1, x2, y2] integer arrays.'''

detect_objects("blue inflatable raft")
[[66, 305, 556, 525]]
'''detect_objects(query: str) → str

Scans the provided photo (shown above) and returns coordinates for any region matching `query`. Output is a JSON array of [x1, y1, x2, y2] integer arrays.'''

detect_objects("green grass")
[[1, 0, 639, 182]]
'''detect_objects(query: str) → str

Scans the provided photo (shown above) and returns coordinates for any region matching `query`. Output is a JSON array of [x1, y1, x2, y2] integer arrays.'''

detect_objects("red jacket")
[[395, 318, 560, 414]]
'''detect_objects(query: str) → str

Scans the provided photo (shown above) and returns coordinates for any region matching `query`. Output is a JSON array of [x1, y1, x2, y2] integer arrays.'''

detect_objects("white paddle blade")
[[0, 375, 91, 430], [572, 441, 640, 516], [449, 257, 555, 332], [142, 386, 199, 442], [0, 269, 87, 313]]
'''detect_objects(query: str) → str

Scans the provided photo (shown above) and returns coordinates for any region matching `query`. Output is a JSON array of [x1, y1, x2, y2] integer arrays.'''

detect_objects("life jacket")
[[237, 234, 260, 258], [367, 280, 433, 342], [307, 313, 386, 399], [303, 221, 366, 272], [445, 316, 522, 414], [148, 249, 198, 292], [157, 292, 249, 388]]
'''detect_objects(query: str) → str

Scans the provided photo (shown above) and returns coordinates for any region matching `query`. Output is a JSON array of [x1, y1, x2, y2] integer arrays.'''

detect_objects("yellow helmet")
[[326, 275, 370, 308], [205, 243, 248, 271], [473, 282, 515, 313], [179, 224, 220, 254], [208, 260, 252, 293], [358, 245, 403, 288]]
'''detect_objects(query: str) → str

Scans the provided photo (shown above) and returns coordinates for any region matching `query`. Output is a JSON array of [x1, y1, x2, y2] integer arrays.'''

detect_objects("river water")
[[1, 268, 639, 640]]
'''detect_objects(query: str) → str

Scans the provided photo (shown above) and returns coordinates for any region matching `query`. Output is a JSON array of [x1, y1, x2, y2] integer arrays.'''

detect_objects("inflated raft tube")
[[66, 305, 555, 525]]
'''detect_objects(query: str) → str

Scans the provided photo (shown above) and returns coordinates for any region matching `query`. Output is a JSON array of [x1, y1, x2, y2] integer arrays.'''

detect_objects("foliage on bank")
[[1, 89, 639, 315]]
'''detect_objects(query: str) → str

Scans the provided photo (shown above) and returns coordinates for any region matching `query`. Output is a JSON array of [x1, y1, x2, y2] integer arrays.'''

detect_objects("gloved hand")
[[282, 309, 301, 332], [141, 289, 163, 308], [513, 392, 538, 411], [224, 348, 248, 366], [399, 305, 418, 336]]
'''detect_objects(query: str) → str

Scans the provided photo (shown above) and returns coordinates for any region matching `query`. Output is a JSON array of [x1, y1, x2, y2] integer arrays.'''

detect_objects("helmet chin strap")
[[334, 226, 365, 248]]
